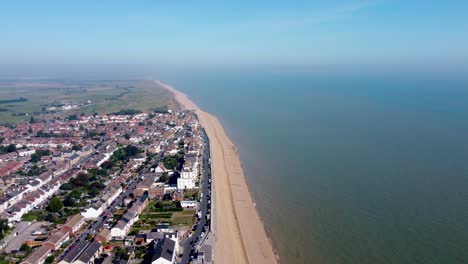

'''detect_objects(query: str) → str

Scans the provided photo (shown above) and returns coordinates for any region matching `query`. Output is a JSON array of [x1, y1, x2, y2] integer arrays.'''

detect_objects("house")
[[155, 163, 169, 174], [81, 201, 104, 219], [0, 161, 23, 178], [177, 178, 195, 190], [111, 194, 148, 239], [111, 211, 137, 239], [146, 231, 177, 244], [43, 229, 69, 251], [75, 240, 102, 264], [148, 186, 165, 199], [95, 228, 111, 243], [59, 240, 102, 264], [62, 214, 86, 236], [21, 245, 51, 264], [151, 237, 178, 264], [170, 190, 183, 201], [146, 231, 164, 243], [156, 224, 174, 233], [18, 149, 35, 157], [59, 240, 89, 264]]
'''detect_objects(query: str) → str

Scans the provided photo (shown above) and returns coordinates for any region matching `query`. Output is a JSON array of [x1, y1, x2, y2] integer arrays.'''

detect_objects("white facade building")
[[177, 178, 195, 190]]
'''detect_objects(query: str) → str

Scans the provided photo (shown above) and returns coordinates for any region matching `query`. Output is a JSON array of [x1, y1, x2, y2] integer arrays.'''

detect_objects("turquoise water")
[[159, 71, 468, 264]]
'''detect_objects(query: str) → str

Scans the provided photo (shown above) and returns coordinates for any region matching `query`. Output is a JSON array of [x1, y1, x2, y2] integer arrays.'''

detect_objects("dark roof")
[[61, 240, 89, 263], [77, 241, 101, 263], [69, 153, 79, 160], [152, 238, 176, 262], [156, 223, 170, 230], [139, 193, 148, 202]]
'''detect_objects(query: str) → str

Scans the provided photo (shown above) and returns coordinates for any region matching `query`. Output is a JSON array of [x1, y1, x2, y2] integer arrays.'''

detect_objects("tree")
[[70, 173, 90, 188], [29, 116, 36, 124], [45, 212, 58, 223], [67, 114, 78, 120], [6, 144, 16, 153], [72, 144, 82, 151], [0, 219, 9, 239], [47, 197, 63, 213], [45, 256, 55, 264], [159, 172, 169, 183], [20, 243, 31, 252]]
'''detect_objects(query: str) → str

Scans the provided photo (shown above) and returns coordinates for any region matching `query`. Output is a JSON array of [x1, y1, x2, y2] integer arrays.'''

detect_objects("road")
[[181, 129, 212, 264]]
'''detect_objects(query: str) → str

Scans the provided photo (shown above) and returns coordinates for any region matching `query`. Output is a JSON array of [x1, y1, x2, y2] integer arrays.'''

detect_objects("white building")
[[18, 149, 35, 157], [180, 200, 197, 209], [81, 203, 104, 219], [177, 178, 195, 190]]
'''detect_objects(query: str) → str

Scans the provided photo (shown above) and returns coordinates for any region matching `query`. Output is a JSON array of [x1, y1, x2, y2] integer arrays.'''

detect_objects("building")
[[59, 240, 102, 264], [111, 194, 148, 239], [180, 200, 197, 209], [43, 229, 69, 251], [75, 241, 102, 264], [151, 237, 178, 264], [21, 245, 51, 264], [95, 228, 111, 243], [59, 240, 89, 264], [81, 201, 104, 219], [177, 178, 195, 190], [62, 214, 86, 236]]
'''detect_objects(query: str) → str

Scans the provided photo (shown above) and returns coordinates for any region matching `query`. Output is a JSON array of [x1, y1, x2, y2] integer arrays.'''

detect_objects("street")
[[181, 129, 212, 264]]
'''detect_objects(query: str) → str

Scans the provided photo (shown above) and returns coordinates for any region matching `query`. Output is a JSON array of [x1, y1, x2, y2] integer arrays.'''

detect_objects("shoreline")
[[155, 80, 279, 264]]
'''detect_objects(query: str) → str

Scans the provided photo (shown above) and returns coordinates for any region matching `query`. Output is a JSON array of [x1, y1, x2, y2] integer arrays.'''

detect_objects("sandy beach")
[[156, 80, 278, 264]]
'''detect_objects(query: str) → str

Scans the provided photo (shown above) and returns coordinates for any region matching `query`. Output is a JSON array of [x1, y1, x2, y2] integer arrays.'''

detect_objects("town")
[[0, 109, 213, 264]]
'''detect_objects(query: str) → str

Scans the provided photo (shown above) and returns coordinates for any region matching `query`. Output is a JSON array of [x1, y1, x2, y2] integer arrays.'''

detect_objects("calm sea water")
[[159, 70, 468, 264]]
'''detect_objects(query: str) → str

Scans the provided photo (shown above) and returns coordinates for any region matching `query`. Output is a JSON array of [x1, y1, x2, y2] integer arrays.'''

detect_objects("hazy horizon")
[[1, 1, 467, 67]]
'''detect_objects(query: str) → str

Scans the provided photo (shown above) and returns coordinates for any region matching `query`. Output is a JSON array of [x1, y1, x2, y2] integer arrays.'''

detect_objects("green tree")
[[20, 243, 31, 252], [159, 172, 169, 183], [60, 183, 73, 190], [47, 197, 64, 213], [72, 144, 82, 151], [0, 219, 9, 239], [45, 256, 55, 264], [45, 212, 58, 223], [67, 114, 78, 120], [6, 144, 16, 153]]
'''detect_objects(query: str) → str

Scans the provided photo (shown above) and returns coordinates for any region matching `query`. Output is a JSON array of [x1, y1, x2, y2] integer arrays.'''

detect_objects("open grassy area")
[[0, 80, 179, 124], [183, 189, 199, 200], [172, 210, 196, 226], [128, 201, 196, 234]]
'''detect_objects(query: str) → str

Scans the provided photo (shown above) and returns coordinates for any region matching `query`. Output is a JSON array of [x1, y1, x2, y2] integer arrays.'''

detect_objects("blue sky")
[[1, 0, 467, 66]]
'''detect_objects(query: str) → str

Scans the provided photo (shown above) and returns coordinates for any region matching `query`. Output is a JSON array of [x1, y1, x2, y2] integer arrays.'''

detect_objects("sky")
[[0, 0, 467, 68]]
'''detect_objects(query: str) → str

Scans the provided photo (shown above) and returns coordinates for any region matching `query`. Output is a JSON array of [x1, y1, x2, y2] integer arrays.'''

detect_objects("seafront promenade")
[[156, 80, 279, 264]]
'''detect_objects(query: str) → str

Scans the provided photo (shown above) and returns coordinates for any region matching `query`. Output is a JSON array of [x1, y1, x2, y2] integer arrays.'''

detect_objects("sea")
[[157, 68, 468, 264]]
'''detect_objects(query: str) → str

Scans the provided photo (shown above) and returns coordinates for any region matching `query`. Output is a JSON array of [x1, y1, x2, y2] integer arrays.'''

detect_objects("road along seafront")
[[156, 80, 279, 264]]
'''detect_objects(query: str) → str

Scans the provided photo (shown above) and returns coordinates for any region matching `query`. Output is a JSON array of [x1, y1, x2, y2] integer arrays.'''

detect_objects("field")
[[0, 80, 179, 124], [128, 201, 196, 235]]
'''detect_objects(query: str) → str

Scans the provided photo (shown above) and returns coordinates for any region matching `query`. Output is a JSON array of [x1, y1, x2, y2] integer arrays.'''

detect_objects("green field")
[[0, 80, 179, 124]]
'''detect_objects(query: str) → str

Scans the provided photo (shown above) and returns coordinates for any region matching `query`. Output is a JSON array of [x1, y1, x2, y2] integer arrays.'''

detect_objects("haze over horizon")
[[1, 0, 467, 69]]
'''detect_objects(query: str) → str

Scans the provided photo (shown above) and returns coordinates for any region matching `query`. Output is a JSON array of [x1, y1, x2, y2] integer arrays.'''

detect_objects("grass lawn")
[[171, 210, 196, 226]]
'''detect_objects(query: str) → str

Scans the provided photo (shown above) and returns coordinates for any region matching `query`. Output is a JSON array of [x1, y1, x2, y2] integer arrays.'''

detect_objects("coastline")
[[155, 80, 279, 264]]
